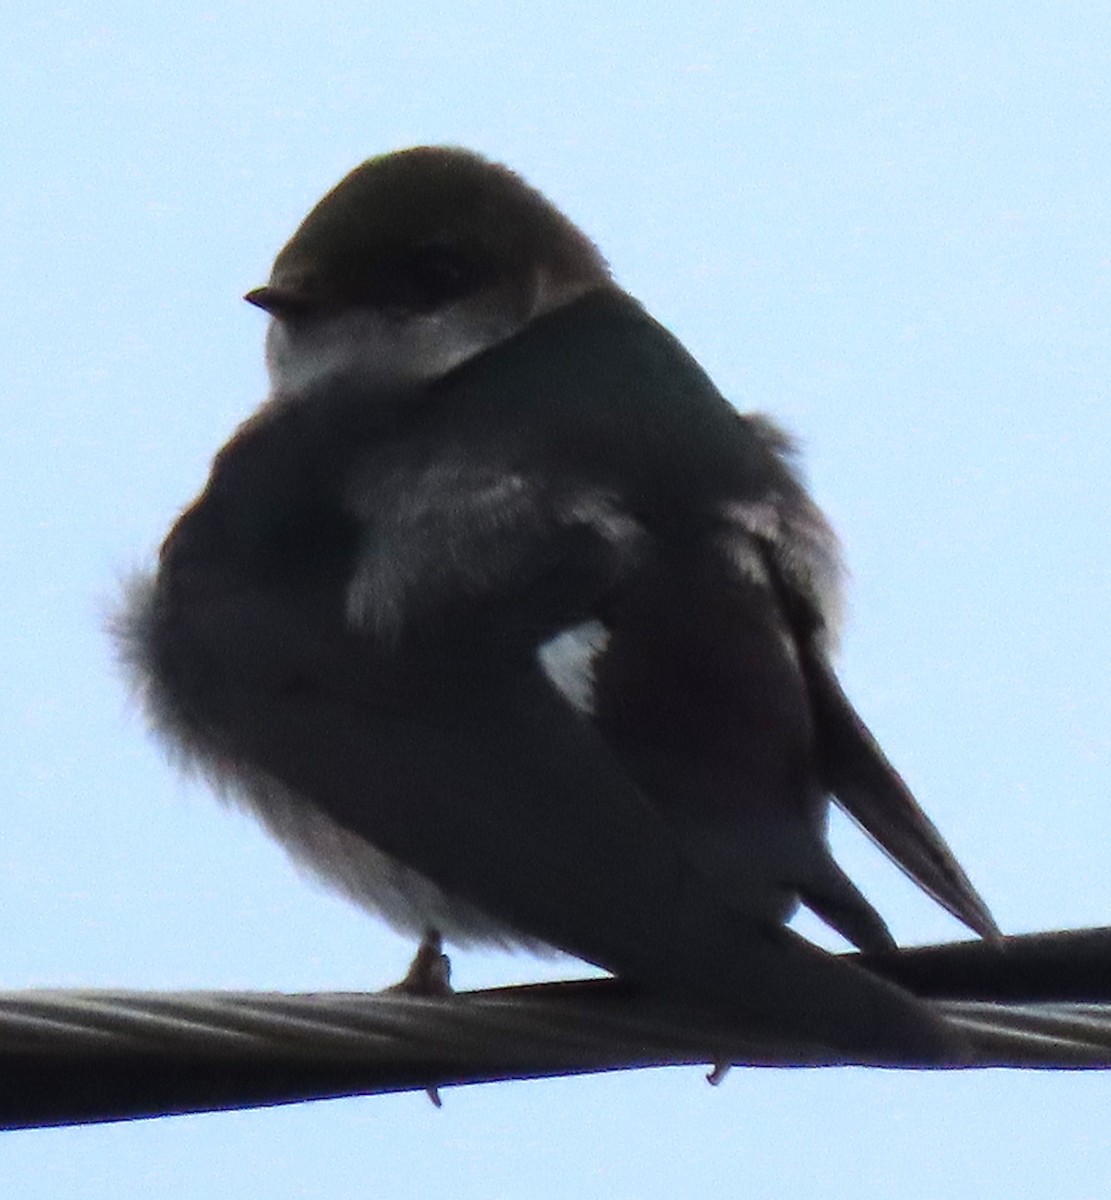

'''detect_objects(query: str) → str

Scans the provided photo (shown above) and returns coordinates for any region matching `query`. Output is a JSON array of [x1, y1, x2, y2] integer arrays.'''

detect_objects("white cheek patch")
[[265, 305, 515, 400], [538, 618, 611, 715]]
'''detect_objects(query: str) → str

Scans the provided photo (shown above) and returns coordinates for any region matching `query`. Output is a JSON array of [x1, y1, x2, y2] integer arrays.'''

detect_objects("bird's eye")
[[393, 243, 479, 311]]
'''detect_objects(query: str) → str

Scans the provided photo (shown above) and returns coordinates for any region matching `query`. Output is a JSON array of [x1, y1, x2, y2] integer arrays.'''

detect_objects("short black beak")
[[243, 285, 313, 317]]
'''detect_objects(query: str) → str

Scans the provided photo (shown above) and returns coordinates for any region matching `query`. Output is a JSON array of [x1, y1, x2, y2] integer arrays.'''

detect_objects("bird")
[[117, 145, 1001, 1067]]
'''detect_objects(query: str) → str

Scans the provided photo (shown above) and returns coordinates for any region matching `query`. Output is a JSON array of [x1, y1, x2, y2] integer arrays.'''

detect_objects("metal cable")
[[2, 974, 1111, 1130]]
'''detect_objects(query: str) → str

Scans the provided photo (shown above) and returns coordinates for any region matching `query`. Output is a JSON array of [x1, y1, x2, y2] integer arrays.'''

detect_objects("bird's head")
[[245, 146, 613, 398]]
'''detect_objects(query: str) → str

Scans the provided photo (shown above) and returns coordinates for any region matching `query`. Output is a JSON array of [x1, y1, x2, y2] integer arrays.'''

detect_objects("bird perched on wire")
[[118, 146, 1000, 1067]]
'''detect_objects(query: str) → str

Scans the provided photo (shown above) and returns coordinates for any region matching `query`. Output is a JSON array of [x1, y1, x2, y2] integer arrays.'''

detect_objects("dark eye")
[[394, 243, 479, 311]]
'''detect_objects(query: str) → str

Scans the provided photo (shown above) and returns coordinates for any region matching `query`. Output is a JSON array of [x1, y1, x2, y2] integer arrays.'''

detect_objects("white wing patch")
[[538, 618, 611, 715]]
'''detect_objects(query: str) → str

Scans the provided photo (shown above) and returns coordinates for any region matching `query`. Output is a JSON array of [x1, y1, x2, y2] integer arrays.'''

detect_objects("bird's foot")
[[385, 928, 454, 998], [384, 929, 453, 1107]]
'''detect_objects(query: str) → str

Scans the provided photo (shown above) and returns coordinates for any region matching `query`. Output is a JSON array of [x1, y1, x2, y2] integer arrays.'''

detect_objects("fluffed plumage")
[[117, 147, 1000, 1065]]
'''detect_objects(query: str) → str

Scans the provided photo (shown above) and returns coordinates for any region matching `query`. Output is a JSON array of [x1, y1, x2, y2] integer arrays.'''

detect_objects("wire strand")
[[3, 972, 1111, 1130]]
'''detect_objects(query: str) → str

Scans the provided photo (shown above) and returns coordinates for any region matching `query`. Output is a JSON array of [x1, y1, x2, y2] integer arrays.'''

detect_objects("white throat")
[[264, 305, 513, 400], [264, 274, 605, 402]]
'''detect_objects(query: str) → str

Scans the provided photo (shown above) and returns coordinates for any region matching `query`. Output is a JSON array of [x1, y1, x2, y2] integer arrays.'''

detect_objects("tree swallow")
[[118, 146, 999, 1064]]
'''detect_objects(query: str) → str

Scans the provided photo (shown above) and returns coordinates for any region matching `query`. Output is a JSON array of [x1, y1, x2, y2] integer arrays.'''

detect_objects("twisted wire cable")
[[4, 927, 1110, 1130]]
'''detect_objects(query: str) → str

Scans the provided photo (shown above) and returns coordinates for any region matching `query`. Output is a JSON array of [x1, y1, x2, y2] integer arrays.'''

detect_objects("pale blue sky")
[[3, 4, 1110, 1196]]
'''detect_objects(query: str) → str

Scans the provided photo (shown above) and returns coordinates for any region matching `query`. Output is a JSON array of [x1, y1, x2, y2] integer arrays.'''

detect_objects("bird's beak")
[[243, 285, 312, 317]]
